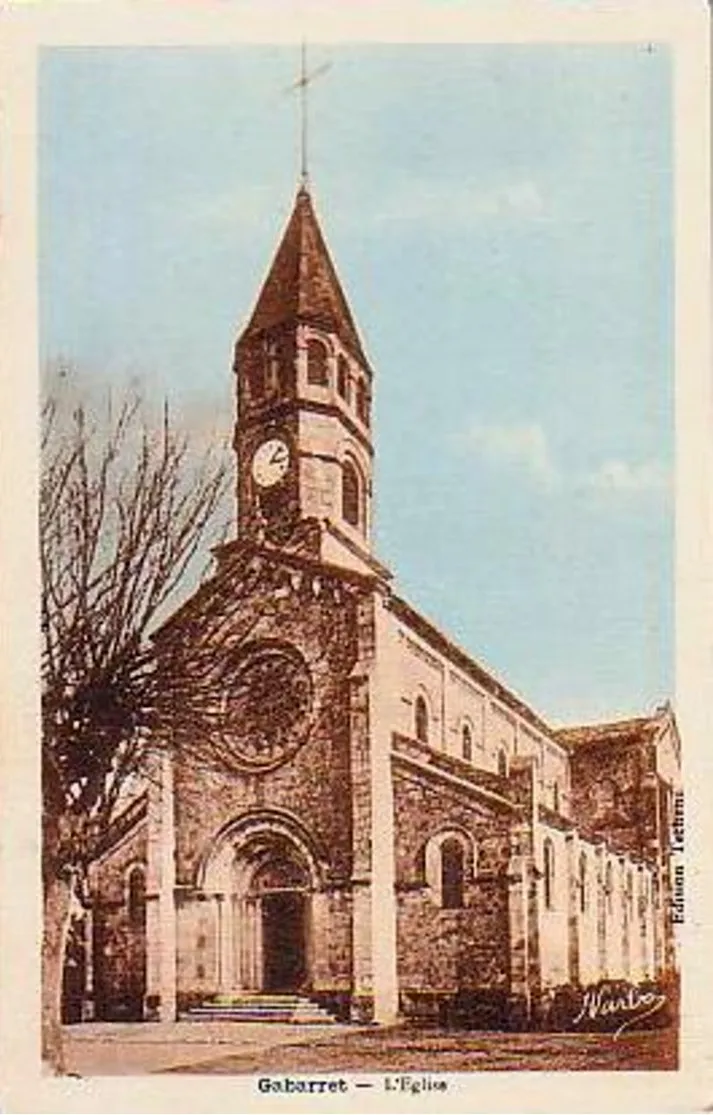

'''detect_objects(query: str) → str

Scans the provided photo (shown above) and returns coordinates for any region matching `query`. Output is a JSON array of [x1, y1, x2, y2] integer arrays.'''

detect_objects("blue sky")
[[39, 44, 673, 725]]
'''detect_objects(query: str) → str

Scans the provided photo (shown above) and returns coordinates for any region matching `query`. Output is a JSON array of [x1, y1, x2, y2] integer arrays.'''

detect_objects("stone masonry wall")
[[392, 764, 512, 1006], [569, 741, 655, 860], [91, 816, 148, 1020]]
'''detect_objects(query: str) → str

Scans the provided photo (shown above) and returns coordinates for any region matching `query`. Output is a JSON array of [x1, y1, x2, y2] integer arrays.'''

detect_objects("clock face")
[[220, 642, 314, 771], [251, 437, 290, 488]]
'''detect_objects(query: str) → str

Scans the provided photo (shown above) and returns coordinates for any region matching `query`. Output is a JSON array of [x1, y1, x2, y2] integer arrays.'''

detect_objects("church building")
[[79, 182, 681, 1030]]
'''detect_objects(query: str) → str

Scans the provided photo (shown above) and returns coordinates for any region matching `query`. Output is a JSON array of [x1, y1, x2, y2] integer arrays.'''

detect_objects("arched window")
[[337, 355, 350, 401], [440, 838, 465, 909], [497, 749, 508, 778], [579, 852, 588, 913], [543, 838, 555, 911], [462, 724, 473, 762], [605, 861, 613, 914], [415, 695, 429, 744], [342, 459, 361, 528], [592, 778, 617, 816], [265, 339, 279, 386], [247, 364, 265, 400], [306, 337, 329, 385], [127, 865, 146, 930], [356, 379, 369, 424]]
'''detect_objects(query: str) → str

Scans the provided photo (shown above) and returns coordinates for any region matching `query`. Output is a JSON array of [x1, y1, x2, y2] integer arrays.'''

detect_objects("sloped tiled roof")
[[554, 714, 662, 752], [239, 186, 369, 368]]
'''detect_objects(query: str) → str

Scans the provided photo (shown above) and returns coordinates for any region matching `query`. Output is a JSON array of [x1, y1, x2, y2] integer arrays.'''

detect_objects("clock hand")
[[270, 446, 287, 465]]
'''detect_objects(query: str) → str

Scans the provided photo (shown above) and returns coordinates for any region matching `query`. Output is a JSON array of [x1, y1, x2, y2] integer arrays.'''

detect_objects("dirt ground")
[[64, 1020, 678, 1076]]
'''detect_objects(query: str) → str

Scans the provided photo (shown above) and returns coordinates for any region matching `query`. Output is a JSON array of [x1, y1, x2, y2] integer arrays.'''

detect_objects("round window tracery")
[[219, 642, 314, 771]]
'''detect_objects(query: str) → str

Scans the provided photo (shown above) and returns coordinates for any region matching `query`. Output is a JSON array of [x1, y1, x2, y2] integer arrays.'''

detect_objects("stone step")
[[212, 994, 304, 1006], [180, 994, 337, 1024]]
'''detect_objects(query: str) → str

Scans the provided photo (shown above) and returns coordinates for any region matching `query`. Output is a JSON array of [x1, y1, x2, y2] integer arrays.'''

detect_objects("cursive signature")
[[572, 983, 667, 1037]]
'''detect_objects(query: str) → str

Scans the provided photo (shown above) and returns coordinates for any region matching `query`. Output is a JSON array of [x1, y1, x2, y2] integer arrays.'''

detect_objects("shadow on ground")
[[166, 1026, 678, 1074], [64, 1021, 678, 1075]]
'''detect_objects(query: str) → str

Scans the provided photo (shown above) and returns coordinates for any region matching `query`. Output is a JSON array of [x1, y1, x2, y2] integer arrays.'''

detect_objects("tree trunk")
[[42, 872, 73, 1074]]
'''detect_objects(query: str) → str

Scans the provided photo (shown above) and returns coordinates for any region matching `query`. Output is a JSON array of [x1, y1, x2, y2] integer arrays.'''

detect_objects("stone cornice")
[[391, 747, 519, 816]]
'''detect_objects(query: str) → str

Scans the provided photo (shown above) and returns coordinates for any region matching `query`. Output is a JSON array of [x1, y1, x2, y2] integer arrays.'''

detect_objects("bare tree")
[[40, 374, 229, 1070]]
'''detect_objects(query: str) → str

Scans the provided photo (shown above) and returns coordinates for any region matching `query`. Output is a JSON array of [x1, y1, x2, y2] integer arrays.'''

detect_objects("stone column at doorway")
[[234, 896, 262, 991]]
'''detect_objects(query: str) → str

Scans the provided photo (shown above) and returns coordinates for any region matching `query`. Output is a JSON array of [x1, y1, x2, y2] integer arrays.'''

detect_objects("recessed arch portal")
[[199, 812, 324, 995]]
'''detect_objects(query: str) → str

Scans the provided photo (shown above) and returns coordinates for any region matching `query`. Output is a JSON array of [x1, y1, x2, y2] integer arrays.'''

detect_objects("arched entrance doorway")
[[202, 819, 318, 996]]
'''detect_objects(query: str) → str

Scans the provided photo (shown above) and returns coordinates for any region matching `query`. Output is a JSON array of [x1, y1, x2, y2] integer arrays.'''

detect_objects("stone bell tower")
[[233, 186, 377, 573]]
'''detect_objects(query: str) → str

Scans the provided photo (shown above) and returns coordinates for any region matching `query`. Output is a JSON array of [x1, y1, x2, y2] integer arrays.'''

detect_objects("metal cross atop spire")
[[285, 42, 331, 190]]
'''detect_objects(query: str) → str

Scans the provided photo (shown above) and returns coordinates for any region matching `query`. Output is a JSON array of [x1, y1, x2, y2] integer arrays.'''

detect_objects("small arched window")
[[127, 865, 146, 930], [543, 838, 555, 910], [337, 355, 350, 401], [306, 337, 329, 385], [462, 724, 473, 762], [441, 838, 465, 910], [265, 339, 279, 384], [247, 364, 265, 400], [626, 870, 634, 914], [356, 379, 369, 424], [639, 874, 648, 918], [579, 852, 588, 913], [553, 780, 560, 813], [605, 861, 613, 914], [415, 695, 429, 744], [593, 778, 617, 816], [497, 749, 508, 778], [342, 459, 361, 528]]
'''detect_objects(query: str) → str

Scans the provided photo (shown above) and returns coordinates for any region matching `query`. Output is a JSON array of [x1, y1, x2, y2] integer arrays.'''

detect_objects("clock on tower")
[[251, 437, 291, 489]]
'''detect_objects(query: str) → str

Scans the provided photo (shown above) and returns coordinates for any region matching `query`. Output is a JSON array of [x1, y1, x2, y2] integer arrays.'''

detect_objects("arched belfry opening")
[[201, 818, 319, 996]]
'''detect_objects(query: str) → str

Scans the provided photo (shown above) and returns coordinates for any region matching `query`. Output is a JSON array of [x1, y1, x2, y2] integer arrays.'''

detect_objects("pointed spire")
[[240, 188, 369, 368]]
